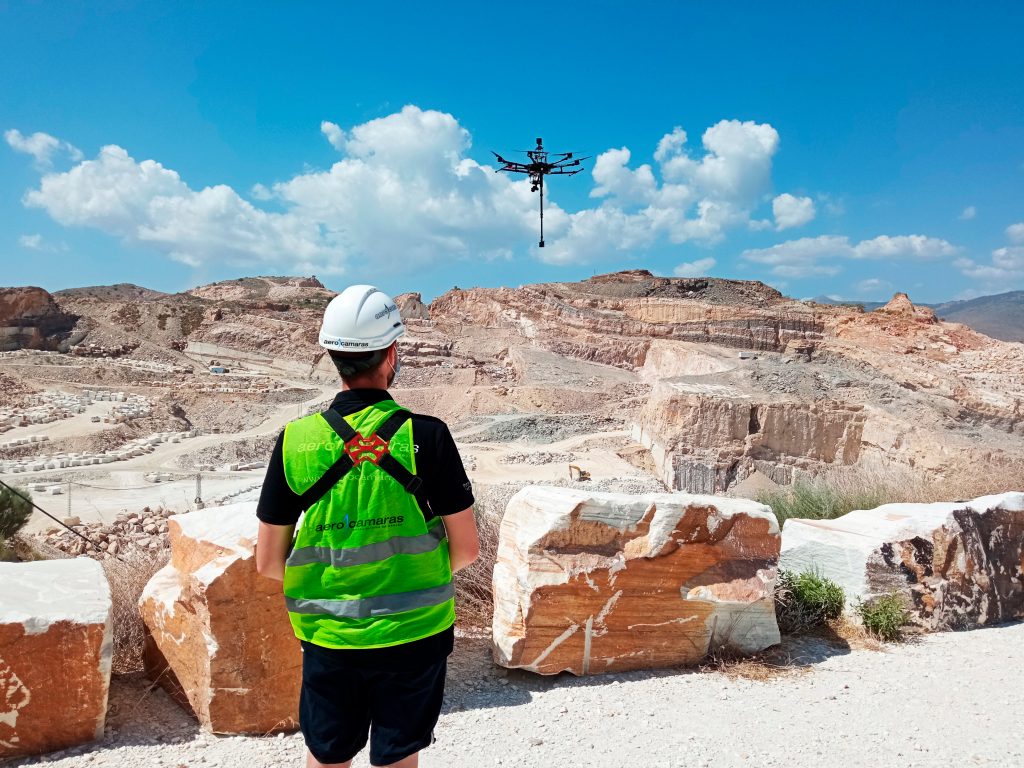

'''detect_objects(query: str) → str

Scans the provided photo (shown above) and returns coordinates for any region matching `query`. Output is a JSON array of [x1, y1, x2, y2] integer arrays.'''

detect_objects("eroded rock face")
[[139, 502, 300, 734], [0, 559, 112, 759], [780, 492, 1024, 630], [395, 291, 430, 320], [492, 486, 780, 675], [631, 384, 866, 493], [0, 287, 78, 351], [430, 275, 827, 370]]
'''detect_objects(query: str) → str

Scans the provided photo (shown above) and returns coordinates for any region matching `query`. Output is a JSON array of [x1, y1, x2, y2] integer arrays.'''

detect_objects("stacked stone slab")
[[780, 492, 1024, 630], [139, 502, 300, 734], [492, 486, 781, 675], [0, 559, 112, 759]]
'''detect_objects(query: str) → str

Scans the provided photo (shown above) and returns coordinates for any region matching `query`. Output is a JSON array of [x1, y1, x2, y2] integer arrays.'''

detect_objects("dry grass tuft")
[[454, 508, 501, 632], [701, 647, 809, 681], [101, 547, 170, 674], [828, 616, 885, 652]]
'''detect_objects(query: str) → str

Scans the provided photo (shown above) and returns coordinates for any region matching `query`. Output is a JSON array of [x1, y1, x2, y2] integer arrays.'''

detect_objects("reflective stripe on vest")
[[286, 582, 455, 620], [286, 523, 447, 569], [281, 399, 455, 649]]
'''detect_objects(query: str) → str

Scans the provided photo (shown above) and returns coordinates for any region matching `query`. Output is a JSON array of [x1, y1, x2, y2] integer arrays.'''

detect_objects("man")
[[256, 284, 479, 768]]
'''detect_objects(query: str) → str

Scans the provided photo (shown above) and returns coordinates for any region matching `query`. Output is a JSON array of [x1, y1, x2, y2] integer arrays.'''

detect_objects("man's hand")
[[443, 506, 480, 573], [256, 521, 295, 581]]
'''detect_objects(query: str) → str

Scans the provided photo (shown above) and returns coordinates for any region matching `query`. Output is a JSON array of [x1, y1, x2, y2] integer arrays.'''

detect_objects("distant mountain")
[[932, 291, 1024, 343], [809, 292, 1024, 343]]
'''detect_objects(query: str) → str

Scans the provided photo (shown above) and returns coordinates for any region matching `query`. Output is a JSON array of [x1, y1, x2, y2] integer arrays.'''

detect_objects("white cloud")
[[23, 144, 337, 271], [955, 248, 1024, 282], [18, 233, 67, 252], [250, 183, 272, 201], [590, 147, 656, 204], [855, 277, 891, 295], [673, 257, 716, 277], [5, 129, 82, 168], [320, 121, 345, 151], [818, 193, 845, 217], [274, 106, 540, 267], [953, 224, 1024, 286], [8, 109, 805, 273], [850, 234, 959, 260], [772, 193, 815, 230], [958, 205, 977, 220], [549, 119, 784, 263], [742, 234, 959, 278], [657, 119, 779, 202]]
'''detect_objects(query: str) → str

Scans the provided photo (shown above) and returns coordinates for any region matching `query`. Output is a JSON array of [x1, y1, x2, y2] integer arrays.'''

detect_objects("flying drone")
[[492, 138, 589, 247]]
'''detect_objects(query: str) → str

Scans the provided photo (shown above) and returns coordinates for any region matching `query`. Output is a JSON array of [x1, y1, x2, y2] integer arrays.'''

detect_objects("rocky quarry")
[[1, 271, 1024, 762]]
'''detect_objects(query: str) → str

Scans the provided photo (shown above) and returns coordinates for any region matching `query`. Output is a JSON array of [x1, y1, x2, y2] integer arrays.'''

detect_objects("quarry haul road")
[[17, 382, 336, 530], [15, 621, 1023, 768]]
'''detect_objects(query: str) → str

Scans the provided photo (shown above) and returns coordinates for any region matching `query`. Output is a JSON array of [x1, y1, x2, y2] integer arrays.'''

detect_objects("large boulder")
[[0, 558, 112, 759], [139, 502, 301, 734], [492, 486, 780, 675], [780, 492, 1024, 630]]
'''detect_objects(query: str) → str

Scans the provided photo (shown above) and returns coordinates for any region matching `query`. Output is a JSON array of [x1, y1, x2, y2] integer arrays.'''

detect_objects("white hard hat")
[[319, 285, 405, 352]]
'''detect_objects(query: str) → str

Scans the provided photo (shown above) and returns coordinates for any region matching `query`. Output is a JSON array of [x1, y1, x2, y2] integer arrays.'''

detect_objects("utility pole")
[[194, 472, 204, 510]]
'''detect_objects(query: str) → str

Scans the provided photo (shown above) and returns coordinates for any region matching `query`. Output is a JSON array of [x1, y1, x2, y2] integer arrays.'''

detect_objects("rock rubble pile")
[[36, 506, 174, 558]]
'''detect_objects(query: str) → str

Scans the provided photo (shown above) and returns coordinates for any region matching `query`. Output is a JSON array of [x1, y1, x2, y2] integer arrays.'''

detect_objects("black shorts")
[[299, 640, 448, 766]]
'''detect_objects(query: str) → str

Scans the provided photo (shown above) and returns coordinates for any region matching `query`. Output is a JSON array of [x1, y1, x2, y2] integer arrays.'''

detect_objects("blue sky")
[[2, 1, 1023, 303]]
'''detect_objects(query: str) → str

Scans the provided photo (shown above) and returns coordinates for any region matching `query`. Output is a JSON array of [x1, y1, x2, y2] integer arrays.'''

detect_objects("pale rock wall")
[[0, 287, 78, 351], [631, 385, 865, 493], [638, 340, 738, 382]]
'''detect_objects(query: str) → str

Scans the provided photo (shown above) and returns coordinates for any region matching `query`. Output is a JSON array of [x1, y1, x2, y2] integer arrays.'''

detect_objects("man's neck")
[[341, 379, 389, 392]]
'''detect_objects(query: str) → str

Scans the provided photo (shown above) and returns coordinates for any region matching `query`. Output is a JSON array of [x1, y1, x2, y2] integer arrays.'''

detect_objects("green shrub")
[[0, 485, 33, 540], [858, 592, 911, 641], [775, 569, 845, 634]]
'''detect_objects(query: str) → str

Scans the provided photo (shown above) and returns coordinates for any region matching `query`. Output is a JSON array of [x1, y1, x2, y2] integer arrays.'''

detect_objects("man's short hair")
[[328, 348, 387, 380]]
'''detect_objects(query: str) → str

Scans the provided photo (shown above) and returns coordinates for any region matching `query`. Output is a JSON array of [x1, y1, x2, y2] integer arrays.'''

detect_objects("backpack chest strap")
[[296, 408, 425, 511]]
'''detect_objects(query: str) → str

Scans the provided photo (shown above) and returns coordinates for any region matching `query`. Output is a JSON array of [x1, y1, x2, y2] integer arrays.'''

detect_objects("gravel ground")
[[14, 622, 1023, 768]]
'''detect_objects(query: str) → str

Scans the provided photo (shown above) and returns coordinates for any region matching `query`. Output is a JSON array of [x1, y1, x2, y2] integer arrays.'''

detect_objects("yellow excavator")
[[568, 464, 591, 482]]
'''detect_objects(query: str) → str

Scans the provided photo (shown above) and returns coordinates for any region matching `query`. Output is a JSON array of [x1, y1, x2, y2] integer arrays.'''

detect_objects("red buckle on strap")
[[344, 433, 389, 466]]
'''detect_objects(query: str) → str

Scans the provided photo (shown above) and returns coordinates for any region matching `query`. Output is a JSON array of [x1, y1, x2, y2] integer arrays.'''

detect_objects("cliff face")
[[631, 386, 867, 492], [429, 272, 832, 370], [0, 287, 78, 351], [428, 275, 1024, 491]]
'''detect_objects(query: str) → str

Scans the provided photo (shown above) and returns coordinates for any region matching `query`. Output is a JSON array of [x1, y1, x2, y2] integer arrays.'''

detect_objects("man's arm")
[[256, 522, 295, 581], [255, 431, 303, 582], [443, 506, 479, 573]]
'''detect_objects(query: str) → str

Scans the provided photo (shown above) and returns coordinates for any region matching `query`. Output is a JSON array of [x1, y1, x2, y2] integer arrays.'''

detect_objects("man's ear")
[[387, 342, 398, 367]]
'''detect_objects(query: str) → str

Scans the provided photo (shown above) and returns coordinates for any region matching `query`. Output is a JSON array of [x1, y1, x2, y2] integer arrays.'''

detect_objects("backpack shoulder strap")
[[296, 407, 430, 514]]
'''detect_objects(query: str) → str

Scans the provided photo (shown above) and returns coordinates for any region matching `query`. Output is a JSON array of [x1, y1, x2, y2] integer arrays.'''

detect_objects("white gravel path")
[[14, 622, 1024, 768]]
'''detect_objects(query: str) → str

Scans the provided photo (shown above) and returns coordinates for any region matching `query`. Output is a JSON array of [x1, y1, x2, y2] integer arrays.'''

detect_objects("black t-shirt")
[[257, 388, 473, 666]]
